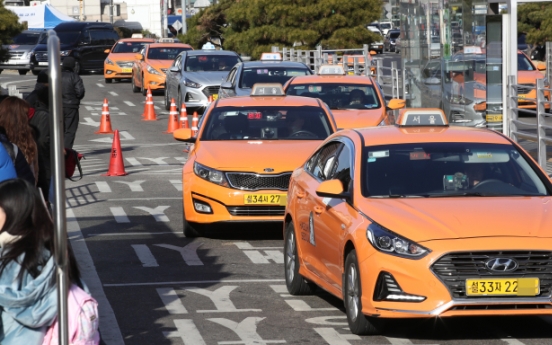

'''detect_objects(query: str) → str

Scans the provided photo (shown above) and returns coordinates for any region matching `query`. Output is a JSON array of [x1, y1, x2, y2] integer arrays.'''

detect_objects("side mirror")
[[135, 53, 144, 61], [220, 81, 233, 89], [169, 66, 180, 72], [316, 179, 350, 199], [104, 49, 110, 54], [173, 128, 196, 143], [537, 62, 547, 71], [387, 98, 406, 110], [369, 50, 377, 56]]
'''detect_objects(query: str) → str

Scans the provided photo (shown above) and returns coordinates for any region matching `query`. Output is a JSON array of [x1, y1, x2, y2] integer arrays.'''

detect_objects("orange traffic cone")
[[208, 95, 213, 103], [142, 87, 157, 121], [191, 111, 199, 136], [95, 98, 114, 134], [164, 98, 180, 134], [102, 130, 128, 176], [180, 103, 189, 129]]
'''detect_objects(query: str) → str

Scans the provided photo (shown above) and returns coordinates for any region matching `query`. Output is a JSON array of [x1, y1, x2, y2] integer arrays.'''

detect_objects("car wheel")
[[74, 60, 81, 74], [284, 221, 317, 295], [164, 89, 170, 110], [183, 205, 201, 238], [131, 74, 139, 93], [31, 70, 39, 75], [18, 70, 28, 75], [141, 75, 147, 96], [105, 78, 113, 84], [0, 69, 3, 74], [344, 250, 384, 335]]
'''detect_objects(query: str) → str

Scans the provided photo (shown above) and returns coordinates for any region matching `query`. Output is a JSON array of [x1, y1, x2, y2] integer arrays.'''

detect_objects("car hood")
[[108, 53, 139, 62], [331, 109, 385, 129], [183, 71, 228, 86], [519, 70, 546, 84], [146, 60, 173, 69], [358, 197, 552, 242], [1, 44, 36, 51], [194, 140, 320, 173]]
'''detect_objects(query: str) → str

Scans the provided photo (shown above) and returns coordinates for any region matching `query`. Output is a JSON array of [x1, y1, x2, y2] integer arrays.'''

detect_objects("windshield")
[[200, 106, 333, 141], [12, 33, 41, 45], [185, 55, 240, 72], [40, 31, 81, 45], [147, 47, 191, 60], [380, 23, 392, 29], [363, 143, 550, 197], [239, 67, 311, 88], [286, 83, 381, 110], [113, 41, 150, 53], [390, 32, 400, 39]]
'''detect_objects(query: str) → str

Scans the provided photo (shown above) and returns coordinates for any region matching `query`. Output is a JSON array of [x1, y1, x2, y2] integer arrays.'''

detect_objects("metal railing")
[[48, 30, 70, 345], [508, 76, 552, 171]]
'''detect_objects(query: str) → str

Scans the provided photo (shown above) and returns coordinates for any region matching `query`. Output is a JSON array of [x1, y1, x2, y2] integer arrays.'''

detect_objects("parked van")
[[31, 22, 120, 74], [0, 30, 48, 75]]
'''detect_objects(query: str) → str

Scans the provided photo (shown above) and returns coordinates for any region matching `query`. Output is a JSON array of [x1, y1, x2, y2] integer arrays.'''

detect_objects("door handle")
[[314, 206, 324, 214], [296, 191, 306, 198]]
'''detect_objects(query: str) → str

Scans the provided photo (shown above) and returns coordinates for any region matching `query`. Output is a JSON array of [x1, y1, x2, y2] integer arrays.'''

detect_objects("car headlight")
[[105, 58, 114, 65], [193, 162, 229, 187], [146, 64, 162, 76], [185, 78, 202, 88], [366, 223, 429, 259], [60, 50, 72, 57]]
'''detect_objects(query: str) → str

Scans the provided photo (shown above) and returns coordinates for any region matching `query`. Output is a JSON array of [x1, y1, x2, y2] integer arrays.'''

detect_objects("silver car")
[[164, 50, 242, 112], [0, 30, 47, 76]]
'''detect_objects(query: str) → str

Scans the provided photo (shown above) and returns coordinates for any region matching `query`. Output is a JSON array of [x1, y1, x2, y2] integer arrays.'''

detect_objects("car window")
[[185, 55, 240, 72], [286, 83, 381, 110], [239, 67, 311, 89], [12, 33, 41, 45], [106, 31, 119, 45], [90, 30, 105, 45], [311, 142, 341, 181], [518, 53, 535, 71], [363, 143, 550, 197], [200, 106, 333, 141], [112, 41, 150, 53], [51, 31, 82, 45], [173, 55, 182, 69], [148, 47, 191, 60], [331, 144, 352, 192], [226, 68, 237, 83]]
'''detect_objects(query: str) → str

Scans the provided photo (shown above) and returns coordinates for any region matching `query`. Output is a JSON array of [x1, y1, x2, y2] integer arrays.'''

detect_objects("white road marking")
[[156, 288, 188, 314], [80, 117, 100, 127], [104, 279, 285, 287], [243, 250, 284, 264], [163, 319, 206, 344], [234, 242, 281, 250], [174, 157, 187, 164], [170, 180, 183, 191], [139, 157, 169, 165], [0, 79, 36, 88], [189, 286, 262, 313], [210, 317, 285, 344], [499, 338, 526, 345], [386, 337, 414, 345], [305, 316, 348, 326], [131, 244, 159, 267], [124, 101, 135, 106], [314, 328, 361, 344], [95, 181, 112, 193], [89, 130, 134, 143], [109, 91, 118, 96], [134, 206, 170, 222], [270, 285, 292, 298], [66, 205, 125, 345], [114, 180, 145, 192], [110, 206, 130, 223], [285, 300, 338, 312], [96, 83, 105, 88], [155, 242, 203, 266], [125, 157, 143, 166]]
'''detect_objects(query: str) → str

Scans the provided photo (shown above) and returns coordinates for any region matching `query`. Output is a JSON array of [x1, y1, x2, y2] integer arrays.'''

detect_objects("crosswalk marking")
[[114, 180, 146, 192], [110, 207, 130, 223], [124, 101, 135, 106], [132, 245, 159, 267], [109, 91, 118, 96], [156, 288, 188, 314], [170, 180, 183, 191], [163, 319, 206, 345], [125, 158, 143, 166], [134, 206, 170, 222], [96, 83, 104, 88], [95, 181, 112, 193]]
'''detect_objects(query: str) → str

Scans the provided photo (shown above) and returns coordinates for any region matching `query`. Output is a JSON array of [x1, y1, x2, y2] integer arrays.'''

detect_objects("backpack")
[[65, 148, 84, 181], [42, 284, 100, 345]]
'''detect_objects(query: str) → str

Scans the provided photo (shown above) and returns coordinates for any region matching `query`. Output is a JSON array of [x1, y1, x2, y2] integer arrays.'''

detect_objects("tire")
[[105, 78, 113, 84], [183, 206, 201, 238], [344, 250, 384, 335], [131, 74, 139, 93], [141, 75, 147, 96], [31, 70, 39, 75], [284, 221, 317, 295], [74, 60, 81, 74], [164, 89, 170, 110], [0, 69, 3, 74], [18, 70, 28, 75]]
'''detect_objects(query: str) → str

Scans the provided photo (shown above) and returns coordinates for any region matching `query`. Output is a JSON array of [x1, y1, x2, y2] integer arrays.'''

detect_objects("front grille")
[[517, 83, 535, 94], [116, 61, 133, 68], [203, 85, 220, 97], [227, 206, 285, 216], [9, 51, 25, 59], [34, 52, 48, 62], [226, 172, 291, 191], [431, 251, 552, 298]]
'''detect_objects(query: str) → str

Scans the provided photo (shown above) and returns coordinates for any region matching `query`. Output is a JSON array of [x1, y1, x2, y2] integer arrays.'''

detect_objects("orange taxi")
[[131, 42, 193, 95], [284, 65, 405, 129], [104, 38, 155, 83], [172, 83, 338, 237], [284, 108, 552, 334], [326, 50, 378, 75]]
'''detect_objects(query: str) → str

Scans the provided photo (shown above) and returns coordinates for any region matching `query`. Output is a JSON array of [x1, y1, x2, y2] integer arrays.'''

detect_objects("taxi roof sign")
[[158, 38, 177, 43], [396, 108, 449, 127], [318, 64, 345, 75], [250, 83, 285, 96], [260, 53, 282, 61]]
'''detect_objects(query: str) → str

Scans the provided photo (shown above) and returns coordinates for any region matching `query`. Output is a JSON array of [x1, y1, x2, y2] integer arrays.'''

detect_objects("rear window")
[[239, 67, 311, 88], [286, 83, 381, 110]]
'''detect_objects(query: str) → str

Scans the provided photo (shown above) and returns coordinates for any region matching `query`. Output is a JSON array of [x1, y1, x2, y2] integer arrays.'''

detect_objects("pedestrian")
[[0, 97, 39, 183], [61, 57, 85, 149], [24, 69, 49, 109], [0, 144, 16, 183], [0, 127, 35, 185], [0, 178, 82, 344], [28, 87, 51, 201]]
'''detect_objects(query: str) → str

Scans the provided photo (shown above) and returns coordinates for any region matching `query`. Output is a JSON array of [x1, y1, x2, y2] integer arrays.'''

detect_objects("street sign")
[[172, 20, 182, 32]]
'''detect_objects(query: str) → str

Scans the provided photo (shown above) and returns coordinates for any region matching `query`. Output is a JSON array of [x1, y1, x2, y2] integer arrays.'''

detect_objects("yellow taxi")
[[104, 38, 155, 83], [131, 42, 193, 95], [284, 65, 405, 129], [172, 83, 338, 237], [284, 108, 552, 334]]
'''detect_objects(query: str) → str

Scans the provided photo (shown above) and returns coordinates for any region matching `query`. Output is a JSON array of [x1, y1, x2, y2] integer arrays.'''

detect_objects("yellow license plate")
[[244, 194, 287, 205], [212, 94, 218, 100], [347, 71, 355, 75], [466, 278, 539, 296], [486, 114, 503, 122], [518, 94, 526, 99], [122, 68, 132, 73]]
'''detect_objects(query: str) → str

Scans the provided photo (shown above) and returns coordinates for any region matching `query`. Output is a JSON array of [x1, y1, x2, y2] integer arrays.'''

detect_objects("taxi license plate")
[[244, 194, 287, 205], [466, 278, 539, 296], [347, 71, 355, 75], [518, 94, 527, 99], [122, 68, 132, 73], [212, 94, 218, 100], [486, 114, 503, 122], [38, 62, 48, 66]]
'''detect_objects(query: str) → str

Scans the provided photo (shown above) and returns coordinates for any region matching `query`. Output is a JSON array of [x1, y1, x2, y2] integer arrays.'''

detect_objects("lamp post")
[[181, 0, 187, 34]]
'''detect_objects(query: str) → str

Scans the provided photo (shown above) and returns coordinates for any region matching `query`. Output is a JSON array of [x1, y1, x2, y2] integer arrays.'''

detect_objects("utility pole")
[[109, 0, 114, 24], [162, 0, 168, 38], [181, 0, 187, 34], [79, 0, 84, 21]]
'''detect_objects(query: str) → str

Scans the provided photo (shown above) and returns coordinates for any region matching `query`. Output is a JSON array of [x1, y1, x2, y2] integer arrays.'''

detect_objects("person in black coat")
[[28, 87, 51, 200], [61, 57, 85, 149], [24, 70, 49, 109]]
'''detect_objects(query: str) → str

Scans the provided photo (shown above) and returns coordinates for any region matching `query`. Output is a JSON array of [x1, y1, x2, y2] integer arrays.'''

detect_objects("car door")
[[134, 46, 147, 87], [166, 54, 182, 100], [294, 141, 341, 283], [87, 30, 107, 69]]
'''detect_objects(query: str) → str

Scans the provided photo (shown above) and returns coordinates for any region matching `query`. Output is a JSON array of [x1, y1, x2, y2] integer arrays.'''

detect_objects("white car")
[[367, 26, 384, 54]]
